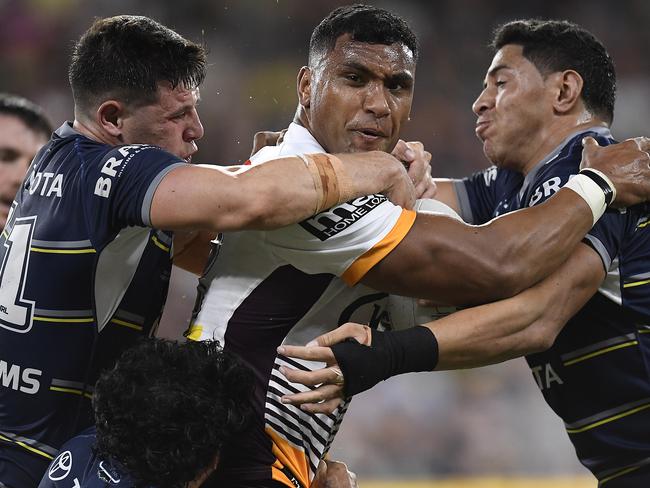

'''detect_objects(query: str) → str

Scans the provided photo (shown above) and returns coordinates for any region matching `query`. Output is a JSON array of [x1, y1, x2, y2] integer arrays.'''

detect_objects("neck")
[[519, 117, 608, 175], [72, 116, 118, 146], [293, 105, 309, 131]]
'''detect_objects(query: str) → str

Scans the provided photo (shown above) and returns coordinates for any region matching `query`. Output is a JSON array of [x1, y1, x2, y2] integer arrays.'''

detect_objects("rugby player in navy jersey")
[[0, 14, 425, 486], [0, 93, 51, 229], [38, 339, 254, 488], [189, 6, 650, 488], [282, 19, 650, 487]]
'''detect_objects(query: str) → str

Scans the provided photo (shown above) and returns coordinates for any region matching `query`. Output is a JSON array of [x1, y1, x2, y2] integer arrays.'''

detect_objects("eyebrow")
[[341, 61, 414, 87], [483, 64, 511, 88]]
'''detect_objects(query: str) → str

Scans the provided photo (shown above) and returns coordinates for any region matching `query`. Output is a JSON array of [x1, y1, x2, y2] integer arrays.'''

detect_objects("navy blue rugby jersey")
[[0, 123, 186, 485], [38, 427, 135, 488], [455, 127, 650, 484]]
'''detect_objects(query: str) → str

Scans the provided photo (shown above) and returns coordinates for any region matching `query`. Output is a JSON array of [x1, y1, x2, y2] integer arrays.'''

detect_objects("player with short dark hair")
[[0, 14, 419, 486], [282, 19, 650, 487], [0, 93, 51, 229], [190, 8, 650, 488], [39, 339, 254, 488]]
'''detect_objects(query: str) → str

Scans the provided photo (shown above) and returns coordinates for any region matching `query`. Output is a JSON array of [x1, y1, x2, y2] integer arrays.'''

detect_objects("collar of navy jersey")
[[518, 126, 613, 200], [54, 121, 82, 139]]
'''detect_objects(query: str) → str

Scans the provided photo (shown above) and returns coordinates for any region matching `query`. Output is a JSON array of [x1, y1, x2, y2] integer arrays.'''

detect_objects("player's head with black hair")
[[69, 15, 206, 114], [309, 4, 419, 67], [93, 338, 254, 488], [491, 19, 616, 124], [68, 15, 206, 160], [297, 4, 417, 155], [0, 93, 52, 139]]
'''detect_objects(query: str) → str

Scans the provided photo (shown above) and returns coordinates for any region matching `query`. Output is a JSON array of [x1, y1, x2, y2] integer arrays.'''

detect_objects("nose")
[[363, 82, 390, 118], [183, 109, 205, 142], [472, 87, 493, 116]]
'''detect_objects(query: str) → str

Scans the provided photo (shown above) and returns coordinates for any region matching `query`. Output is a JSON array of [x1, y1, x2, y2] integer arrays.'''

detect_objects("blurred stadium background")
[[3, 0, 649, 486]]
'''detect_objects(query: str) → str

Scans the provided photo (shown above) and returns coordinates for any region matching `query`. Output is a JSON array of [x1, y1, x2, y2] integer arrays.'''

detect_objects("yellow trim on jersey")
[[624, 279, 650, 289], [30, 247, 96, 254], [638, 329, 650, 334], [266, 426, 311, 488], [33, 316, 94, 323], [563, 340, 638, 366], [600, 465, 643, 485], [638, 220, 649, 229], [50, 386, 93, 399], [0, 433, 54, 460], [342, 209, 416, 286], [566, 402, 650, 434], [186, 324, 203, 341], [1, 230, 8, 239], [110, 318, 143, 331], [151, 235, 171, 252]]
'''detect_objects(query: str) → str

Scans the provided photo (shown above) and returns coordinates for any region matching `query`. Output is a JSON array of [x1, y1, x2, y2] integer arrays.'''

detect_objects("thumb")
[[307, 323, 372, 347], [581, 136, 600, 151]]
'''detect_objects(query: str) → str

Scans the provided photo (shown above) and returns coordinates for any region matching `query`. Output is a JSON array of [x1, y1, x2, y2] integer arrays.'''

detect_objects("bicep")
[[432, 179, 461, 214]]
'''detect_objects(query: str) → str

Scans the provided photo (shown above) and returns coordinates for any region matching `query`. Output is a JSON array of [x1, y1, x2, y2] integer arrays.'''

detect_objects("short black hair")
[[69, 15, 207, 113], [309, 4, 418, 66], [0, 93, 52, 139], [491, 19, 616, 124], [94, 339, 254, 488]]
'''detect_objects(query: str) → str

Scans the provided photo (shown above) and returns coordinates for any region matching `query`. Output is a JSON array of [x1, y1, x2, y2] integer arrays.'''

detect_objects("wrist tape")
[[297, 153, 354, 213], [331, 326, 439, 397], [563, 169, 616, 225]]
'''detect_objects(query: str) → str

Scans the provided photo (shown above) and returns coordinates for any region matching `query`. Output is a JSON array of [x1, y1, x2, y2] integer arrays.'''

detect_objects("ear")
[[553, 70, 584, 115], [96, 100, 127, 138], [297, 66, 312, 108]]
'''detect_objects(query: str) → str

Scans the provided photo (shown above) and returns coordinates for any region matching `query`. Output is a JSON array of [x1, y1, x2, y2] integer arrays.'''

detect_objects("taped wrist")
[[563, 169, 616, 225], [297, 153, 352, 213], [331, 326, 439, 398]]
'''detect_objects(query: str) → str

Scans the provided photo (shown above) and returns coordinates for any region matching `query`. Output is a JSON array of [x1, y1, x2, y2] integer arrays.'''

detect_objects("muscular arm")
[[431, 242, 604, 369], [362, 187, 594, 305], [150, 151, 414, 232], [430, 179, 461, 214], [172, 230, 216, 275]]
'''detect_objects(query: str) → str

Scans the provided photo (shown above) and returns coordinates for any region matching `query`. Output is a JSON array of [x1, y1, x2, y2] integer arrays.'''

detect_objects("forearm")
[[430, 243, 604, 369], [151, 152, 412, 232]]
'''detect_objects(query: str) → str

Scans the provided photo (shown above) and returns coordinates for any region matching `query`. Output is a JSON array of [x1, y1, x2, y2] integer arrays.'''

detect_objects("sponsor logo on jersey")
[[94, 145, 150, 198], [98, 460, 122, 484], [299, 194, 387, 241], [48, 450, 73, 481], [0, 359, 41, 394]]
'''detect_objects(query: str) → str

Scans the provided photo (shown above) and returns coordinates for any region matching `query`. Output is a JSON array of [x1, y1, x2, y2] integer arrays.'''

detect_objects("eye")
[[345, 73, 362, 83], [495, 80, 507, 87]]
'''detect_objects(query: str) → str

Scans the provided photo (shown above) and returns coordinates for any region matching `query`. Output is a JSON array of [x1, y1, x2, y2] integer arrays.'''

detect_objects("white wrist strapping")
[[563, 173, 608, 225]]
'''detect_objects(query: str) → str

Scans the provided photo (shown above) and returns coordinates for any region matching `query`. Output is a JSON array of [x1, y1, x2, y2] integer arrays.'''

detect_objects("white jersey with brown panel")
[[189, 123, 415, 488]]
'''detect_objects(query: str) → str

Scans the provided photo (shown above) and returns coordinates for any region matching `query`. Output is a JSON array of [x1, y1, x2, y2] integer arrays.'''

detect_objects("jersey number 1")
[[0, 216, 36, 333]]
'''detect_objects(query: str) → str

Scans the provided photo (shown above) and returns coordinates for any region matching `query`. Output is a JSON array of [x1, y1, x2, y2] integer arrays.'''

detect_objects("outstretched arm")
[[277, 242, 604, 413], [150, 151, 416, 232], [360, 137, 650, 305]]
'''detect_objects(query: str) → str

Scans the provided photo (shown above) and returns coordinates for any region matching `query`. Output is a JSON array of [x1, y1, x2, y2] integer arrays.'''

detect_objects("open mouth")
[[352, 127, 387, 140]]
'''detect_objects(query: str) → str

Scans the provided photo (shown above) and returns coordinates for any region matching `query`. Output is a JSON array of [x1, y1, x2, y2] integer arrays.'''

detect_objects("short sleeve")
[[82, 144, 186, 232], [264, 194, 416, 285], [456, 166, 499, 224]]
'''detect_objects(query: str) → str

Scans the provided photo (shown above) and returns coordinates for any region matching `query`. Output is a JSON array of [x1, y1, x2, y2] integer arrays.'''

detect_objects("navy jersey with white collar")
[[456, 127, 650, 486], [0, 123, 186, 486]]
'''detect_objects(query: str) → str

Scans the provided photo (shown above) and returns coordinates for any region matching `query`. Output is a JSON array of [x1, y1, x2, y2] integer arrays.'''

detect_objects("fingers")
[[308, 323, 373, 348], [277, 344, 335, 362], [251, 130, 283, 156], [391, 139, 416, 163], [419, 178, 438, 199], [280, 383, 344, 410], [297, 397, 343, 415], [279, 364, 342, 387], [632, 136, 650, 154]]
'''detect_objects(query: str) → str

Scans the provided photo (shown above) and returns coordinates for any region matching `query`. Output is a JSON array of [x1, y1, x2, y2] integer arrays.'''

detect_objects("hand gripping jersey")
[[38, 427, 134, 488], [455, 127, 650, 486], [0, 123, 185, 486], [189, 123, 415, 488]]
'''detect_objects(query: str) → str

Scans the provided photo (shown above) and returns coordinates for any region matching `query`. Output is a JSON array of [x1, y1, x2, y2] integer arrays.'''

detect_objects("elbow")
[[522, 321, 559, 354]]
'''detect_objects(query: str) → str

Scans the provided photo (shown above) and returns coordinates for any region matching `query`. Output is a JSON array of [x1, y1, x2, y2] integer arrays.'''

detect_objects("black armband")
[[331, 326, 439, 397]]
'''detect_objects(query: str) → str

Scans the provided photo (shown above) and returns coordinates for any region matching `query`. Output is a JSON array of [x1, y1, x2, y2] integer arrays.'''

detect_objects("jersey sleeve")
[[264, 194, 416, 286], [455, 166, 499, 224], [83, 144, 186, 232]]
